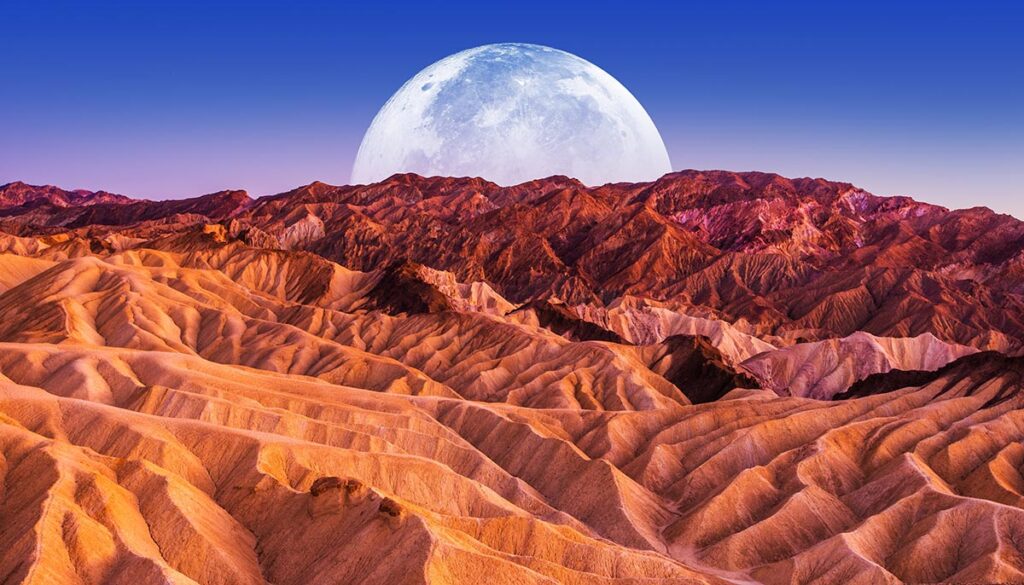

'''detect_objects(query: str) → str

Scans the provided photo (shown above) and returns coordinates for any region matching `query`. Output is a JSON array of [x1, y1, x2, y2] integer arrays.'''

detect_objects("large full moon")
[[351, 43, 672, 186]]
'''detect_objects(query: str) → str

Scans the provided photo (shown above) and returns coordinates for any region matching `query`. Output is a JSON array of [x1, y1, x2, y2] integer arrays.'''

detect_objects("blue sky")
[[2, 1, 1022, 217]]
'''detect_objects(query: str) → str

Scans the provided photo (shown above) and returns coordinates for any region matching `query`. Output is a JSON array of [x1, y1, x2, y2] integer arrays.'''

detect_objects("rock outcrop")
[[0, 171, 1022, 583]]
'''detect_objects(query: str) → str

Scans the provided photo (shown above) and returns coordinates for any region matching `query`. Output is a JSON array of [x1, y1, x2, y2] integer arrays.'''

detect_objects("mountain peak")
[[0, 181, 133, 208]]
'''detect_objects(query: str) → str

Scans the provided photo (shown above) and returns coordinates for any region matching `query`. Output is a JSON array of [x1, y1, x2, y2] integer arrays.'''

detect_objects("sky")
[[2, 1, 1022, 217]]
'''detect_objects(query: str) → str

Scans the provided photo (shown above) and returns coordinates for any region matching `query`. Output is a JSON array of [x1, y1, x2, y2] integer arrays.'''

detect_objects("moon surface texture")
[[351, 43, 672, 187]]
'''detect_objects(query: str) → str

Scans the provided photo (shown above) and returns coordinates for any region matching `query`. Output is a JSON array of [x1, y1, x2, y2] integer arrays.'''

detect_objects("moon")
[[351, 43, 672, 187]]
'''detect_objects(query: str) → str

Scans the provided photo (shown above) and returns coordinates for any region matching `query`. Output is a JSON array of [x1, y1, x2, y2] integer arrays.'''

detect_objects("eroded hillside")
[[1, 173, 1023, 584]]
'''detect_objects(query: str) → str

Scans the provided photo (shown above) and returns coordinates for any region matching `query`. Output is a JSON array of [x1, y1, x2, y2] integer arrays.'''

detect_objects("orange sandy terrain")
[[1, 173, 1023, 584]]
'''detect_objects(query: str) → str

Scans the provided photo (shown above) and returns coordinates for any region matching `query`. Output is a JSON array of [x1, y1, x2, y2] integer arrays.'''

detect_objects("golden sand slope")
[[0, 250, 1023, 584]]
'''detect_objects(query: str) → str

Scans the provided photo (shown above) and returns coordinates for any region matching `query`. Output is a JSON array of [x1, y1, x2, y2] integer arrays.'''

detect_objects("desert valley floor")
[[1, 171, 1024, 584]]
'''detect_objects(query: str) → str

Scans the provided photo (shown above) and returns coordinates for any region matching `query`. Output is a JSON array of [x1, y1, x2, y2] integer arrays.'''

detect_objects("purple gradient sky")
[[1, 1, 1022, 217]]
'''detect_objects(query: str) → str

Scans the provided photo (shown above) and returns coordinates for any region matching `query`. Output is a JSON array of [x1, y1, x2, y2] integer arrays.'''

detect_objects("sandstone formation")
[[0, 172, 1022, 583]]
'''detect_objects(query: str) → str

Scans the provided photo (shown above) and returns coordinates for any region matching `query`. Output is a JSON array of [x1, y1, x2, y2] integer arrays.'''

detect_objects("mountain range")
[[0, 171, 1023, 584]]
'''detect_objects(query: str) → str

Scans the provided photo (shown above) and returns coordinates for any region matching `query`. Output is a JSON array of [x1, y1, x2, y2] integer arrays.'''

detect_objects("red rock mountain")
[[0, 180, 134, 207], [0, 172, 1023, 583]]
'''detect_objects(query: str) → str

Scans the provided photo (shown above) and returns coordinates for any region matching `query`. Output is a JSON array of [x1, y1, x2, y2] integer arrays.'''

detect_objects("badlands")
[[0, 171, 1023, 584]]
